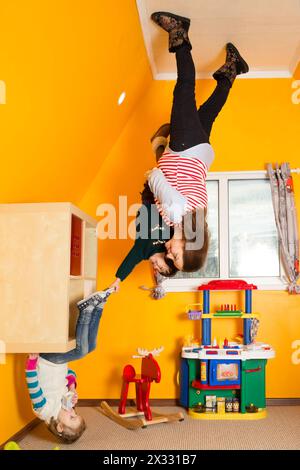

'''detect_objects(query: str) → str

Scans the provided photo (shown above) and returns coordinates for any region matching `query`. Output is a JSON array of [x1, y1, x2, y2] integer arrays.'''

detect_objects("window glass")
[[228, 179, 280, 277]]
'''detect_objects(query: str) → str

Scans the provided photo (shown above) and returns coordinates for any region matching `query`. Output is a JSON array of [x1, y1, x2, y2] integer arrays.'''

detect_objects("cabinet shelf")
[[0, 203, 98, 353], [6, 338, 76, 353], [70, 275, 96, 281]]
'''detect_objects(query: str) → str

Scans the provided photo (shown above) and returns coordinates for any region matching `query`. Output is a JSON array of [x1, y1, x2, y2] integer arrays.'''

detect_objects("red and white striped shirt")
[[155, 150, 208, 225]]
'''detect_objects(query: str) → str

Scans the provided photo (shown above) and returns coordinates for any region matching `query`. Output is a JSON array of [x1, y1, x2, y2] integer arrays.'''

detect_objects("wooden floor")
[[17, 406, 300, 450]]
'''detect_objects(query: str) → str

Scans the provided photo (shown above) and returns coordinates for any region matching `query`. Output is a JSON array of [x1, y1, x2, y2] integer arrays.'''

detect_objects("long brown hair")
[[182, 208, 210, 272], [162, 256, 179, 277]]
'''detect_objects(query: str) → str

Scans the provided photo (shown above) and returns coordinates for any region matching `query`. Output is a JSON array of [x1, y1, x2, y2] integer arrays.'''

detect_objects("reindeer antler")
[[133, 346, 164, 358], [150, 346, 164, 356]]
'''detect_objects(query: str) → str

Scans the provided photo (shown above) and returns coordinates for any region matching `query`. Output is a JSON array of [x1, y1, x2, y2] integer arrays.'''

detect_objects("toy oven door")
[[209, 360, 241, 386]]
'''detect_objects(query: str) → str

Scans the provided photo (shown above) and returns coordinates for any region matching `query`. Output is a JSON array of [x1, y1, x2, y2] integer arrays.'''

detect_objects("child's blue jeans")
[[40, 294, 109, 365]]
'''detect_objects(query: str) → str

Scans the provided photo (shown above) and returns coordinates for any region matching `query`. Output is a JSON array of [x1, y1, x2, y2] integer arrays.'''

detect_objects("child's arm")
[[147, 168, 187, 224], [110, 242, 145, 289], [25, 354, 47, 413]]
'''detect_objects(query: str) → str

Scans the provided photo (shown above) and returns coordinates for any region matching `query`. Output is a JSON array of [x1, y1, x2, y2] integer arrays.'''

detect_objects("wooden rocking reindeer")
[[100, 347, 184, 430]]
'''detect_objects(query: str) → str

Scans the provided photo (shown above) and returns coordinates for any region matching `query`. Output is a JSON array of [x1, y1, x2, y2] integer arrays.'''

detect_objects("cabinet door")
[[0, 209, 70, 351], [187, 359, 200, 409], [241, 360, 266, 412]]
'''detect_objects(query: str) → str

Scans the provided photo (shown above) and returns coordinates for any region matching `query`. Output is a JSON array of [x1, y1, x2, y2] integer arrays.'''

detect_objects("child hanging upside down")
[[25, 288, 113, 444]]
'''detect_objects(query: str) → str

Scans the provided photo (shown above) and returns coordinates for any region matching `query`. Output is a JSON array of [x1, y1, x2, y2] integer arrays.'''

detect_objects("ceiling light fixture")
[[118, 92, 126, 106]]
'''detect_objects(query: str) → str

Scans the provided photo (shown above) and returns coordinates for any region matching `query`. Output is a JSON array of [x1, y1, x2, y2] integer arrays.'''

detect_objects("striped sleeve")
[[156, 153, 208, 225], [25, 367, 47, 411]]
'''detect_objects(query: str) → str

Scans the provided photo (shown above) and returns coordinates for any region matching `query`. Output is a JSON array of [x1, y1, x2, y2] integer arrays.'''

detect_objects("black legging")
[[141, 45, 231, 204], [169, 44, 231, 151]]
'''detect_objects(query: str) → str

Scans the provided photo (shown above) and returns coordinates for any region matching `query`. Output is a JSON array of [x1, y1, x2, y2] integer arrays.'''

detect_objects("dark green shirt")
[[115, 203, 174, 281]]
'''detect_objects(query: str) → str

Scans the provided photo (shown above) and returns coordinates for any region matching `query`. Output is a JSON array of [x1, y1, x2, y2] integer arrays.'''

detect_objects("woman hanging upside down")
[[110, 11, 249, 292], [147, 12, 249, 265]]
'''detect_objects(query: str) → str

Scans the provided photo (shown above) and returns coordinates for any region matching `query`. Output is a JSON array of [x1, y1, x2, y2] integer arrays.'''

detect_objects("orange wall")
[[77, 76, 300, 401], [0, 355, 34, 446], [0, 0, 151, 445], [0, 0, 151, 204], [294, 61, 300, 79]]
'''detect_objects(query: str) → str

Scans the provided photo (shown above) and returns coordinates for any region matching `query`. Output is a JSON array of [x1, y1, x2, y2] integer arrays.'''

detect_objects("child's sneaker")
[[77, 289, 113, 310]]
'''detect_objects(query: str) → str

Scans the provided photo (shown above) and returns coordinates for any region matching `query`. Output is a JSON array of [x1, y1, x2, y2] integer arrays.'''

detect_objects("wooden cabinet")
[[0, 203, 98, 353]]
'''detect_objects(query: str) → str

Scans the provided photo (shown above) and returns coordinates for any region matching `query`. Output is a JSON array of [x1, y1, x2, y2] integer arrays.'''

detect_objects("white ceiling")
[[136, 0, 300, 79]]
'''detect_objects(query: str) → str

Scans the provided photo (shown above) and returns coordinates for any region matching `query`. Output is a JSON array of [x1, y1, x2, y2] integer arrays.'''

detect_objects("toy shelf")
[[192, 380, 240, 391], [201, 313, 260, 319], [182, 346, 275, 361], [188, 409, 267, 421]]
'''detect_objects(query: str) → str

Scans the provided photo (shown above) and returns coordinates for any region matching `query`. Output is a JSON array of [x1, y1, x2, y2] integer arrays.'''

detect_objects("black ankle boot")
[[213, 43, 249, 87], [151, 11, 192, 53], [150, 123, 170, 158]]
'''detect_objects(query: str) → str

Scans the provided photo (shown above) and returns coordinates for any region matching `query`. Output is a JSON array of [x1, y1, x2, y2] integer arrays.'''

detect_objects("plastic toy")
[[205, 395, 217, 412], [183, 335, 200, 348], [225, 398, 233, 412], [180, 280, 275, 420], [192, 402, 205, 413], [233, 398, 240, 412], [215, 304, 242, 316], [246, 403, 258, 413], [101, 347, 184, 429], [186, 303, 202, 320], [217, 397, 225, 414], [4, 441, 21, 450], [235, 334, 243, 344], [4, 441, 60, 450]]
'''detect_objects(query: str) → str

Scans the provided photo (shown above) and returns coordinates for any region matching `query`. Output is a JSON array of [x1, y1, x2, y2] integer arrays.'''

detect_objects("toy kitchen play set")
[[180, 280, 275, 420]]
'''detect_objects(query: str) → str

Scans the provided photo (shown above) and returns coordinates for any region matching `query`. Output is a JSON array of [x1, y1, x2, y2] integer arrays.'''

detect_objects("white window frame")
[[161, 170, 288, 293]]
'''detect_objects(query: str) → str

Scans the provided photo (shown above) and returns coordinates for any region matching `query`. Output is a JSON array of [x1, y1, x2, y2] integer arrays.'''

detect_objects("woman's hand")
[[109, 278, 121, 292]]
